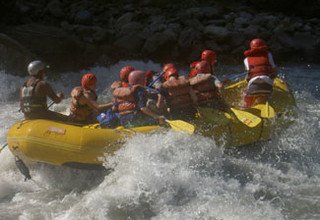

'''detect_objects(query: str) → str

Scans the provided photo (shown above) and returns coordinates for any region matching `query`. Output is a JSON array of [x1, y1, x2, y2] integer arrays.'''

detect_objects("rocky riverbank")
[[1, 0, 320, 76]]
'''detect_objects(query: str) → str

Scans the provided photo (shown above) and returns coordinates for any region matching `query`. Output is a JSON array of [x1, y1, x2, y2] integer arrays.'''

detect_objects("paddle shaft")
[[0, 143, 7, 153], [148, 70, 165, 87], [47, 101, 55, 109]]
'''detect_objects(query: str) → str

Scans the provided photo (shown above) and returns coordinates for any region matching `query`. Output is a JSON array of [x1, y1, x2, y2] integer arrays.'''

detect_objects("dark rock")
[[142, 30, 177, 57], [74, 10, 92, 25], [119, 22, 143, 35], [47, 0, 64, 18], [3, 24, 90, 72], [0, 33, 35, 76], [115, 12, 134, 30], [114, 34, 144, 54], [204, 25, 230, 42], [178, 28, 199, 49]]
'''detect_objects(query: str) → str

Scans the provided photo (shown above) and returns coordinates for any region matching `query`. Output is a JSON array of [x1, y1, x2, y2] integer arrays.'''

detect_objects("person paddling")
[[110, 65, 134, 91], [242, 38, 277, 108], [189, 49, 217, 77], [70, 73, 112, 124], [161, 67, 198, 120], [20, 60, 68, 121], [188, 60, 228, 110], [112, 70, 165, 128]]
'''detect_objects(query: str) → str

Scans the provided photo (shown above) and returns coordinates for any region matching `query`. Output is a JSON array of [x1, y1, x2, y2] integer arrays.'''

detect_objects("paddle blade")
[[230, 108, 262, 128], [253, 103, 276, 118], [262, 102, 275, 118], [165, 120, 195, 134]]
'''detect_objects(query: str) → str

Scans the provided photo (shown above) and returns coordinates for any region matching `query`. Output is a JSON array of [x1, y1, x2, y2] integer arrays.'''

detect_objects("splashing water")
[[0, 62, 320, 220]]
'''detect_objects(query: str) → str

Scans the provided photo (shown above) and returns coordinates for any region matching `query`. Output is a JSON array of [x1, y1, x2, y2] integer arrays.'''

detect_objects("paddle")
[[0, 143, 7, 153], [253, 102, 275, 118], [148, 70, 165, 87], [198, 107, 261, 128], [165, 119, 195, 134], [47, 101, 55, 109], [230, 108, 262, 127]]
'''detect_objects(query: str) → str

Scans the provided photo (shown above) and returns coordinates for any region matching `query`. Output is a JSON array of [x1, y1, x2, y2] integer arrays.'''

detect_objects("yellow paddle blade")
[[230, 108, 262, 128], [165, 120, 195, 134], [253, 103, 275, 118]]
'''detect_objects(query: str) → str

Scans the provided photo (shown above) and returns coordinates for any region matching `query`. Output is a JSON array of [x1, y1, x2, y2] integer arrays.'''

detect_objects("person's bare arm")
[[140, 107, 164, 121], [38, 81, 63, 103], [81, 93, 112, 112]]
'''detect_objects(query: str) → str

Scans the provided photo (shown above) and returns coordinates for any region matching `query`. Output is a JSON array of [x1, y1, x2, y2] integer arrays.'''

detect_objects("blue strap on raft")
[[97, 109, 120, 128]]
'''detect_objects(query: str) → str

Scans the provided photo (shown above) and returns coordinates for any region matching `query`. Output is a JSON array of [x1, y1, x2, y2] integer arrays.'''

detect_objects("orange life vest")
[[162, 76, 194, 108], [189, 74, 220, 104], [70, 86, 97, 120], [188, 60, 214, 78], [244, 47, 275, 81], [110, 81, 129, 91], [112, 85, 141, 115]]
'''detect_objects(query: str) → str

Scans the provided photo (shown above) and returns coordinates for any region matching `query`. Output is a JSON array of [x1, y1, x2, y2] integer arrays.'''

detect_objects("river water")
[[0, 61, 319, 220]]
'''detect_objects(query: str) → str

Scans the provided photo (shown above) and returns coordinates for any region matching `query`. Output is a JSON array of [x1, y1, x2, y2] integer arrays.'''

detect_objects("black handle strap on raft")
[[15, 157, 31, 181]]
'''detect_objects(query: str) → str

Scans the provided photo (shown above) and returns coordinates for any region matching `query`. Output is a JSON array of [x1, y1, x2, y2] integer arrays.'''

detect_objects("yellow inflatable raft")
[[6, 77, 295, 173], [195, 77, 296, 146], [7, 121, 161, 168]]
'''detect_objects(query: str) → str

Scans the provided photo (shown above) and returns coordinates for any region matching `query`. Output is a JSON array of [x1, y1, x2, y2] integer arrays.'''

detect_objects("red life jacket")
[[70, 86, 97, 120], [189, 74, 220, 104], [110, 81, 128, 91], [188, 60, 214, 78], [162, 76, 194, 109], [112, 85, 141, 115], [244, 46, 275, 81]]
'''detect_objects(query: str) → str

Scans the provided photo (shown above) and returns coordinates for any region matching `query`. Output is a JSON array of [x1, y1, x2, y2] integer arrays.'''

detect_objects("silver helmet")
[[27, 60, 49, 76]]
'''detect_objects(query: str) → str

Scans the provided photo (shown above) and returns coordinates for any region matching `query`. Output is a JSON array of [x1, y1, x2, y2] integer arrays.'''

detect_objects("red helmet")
[[164, 67, 179, 81], [250, 38, 266, 49], [201, 50, 216, 65], [119, 66, 135, 82], [81, 73, 97, 90], [162, 63, 175, 72], [145, 70, 155, 85], [128, 70, 145, 85]]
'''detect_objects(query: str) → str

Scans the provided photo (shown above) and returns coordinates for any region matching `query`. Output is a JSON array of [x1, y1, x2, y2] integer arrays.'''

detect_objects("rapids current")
[[0, 61, 319, 220]]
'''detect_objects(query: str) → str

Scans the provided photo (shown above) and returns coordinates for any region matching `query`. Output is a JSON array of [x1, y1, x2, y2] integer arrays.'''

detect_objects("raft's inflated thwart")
[[7, 77, 295, 168]]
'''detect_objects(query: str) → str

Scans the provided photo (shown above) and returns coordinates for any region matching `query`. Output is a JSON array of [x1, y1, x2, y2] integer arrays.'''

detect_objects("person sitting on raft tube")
[[144, 70, 167, 115], [188, 60, 228, 110], [110, 65, 134, 91], [20, 60, 68, 121], [161, 67, 198, 120], [189, 49, 217, 77], [70, 73, 112, 124], [242, 38, 277, 108], [112, 70, 165, 128]]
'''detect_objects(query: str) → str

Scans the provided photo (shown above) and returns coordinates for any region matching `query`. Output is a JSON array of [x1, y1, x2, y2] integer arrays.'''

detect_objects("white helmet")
[[27, 60, 49, 76]]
